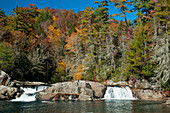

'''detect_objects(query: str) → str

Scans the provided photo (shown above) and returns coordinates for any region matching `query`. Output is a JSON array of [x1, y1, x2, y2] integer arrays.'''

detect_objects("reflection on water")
[[0, 100, 169, 113], [105, 100, 133, 113]]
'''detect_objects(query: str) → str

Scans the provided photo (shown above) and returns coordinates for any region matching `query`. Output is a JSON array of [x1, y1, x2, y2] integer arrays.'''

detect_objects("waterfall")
[[11, 86, 48, 102], [104, 86, 136, 100]]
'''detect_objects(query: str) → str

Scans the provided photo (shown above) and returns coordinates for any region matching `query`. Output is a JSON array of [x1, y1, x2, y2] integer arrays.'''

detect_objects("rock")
[[79, 87, 93, 97], [132, 89, 163, 100], [0, 85, 23, 100], [36, 81, 105, 101], [78, 94, 92, 101], [104, 80, 128, 86], [165, 98, 170, 105], [85, 81, 106, 98], [134, 79, 151, 89], [11, 80, 47, 87], [0, 70, 11, 86], [141, 79, 151, 89], [36, 81, 94, 101]]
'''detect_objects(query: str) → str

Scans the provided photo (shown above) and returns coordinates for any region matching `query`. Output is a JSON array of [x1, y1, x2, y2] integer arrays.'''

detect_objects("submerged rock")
[[0, 85, 23, 100], [36, 81, 105, 101]]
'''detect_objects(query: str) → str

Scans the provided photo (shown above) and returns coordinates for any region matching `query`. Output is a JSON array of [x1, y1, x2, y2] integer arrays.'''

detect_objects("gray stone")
[[0, 85, 23, 100], [37, 81, 105, 101], [0, 70, 11, 86], [132, 89, 163, 100], [78, 94, 92, 101], [79, 81, 106, 98], [165, 99, 170, 105]]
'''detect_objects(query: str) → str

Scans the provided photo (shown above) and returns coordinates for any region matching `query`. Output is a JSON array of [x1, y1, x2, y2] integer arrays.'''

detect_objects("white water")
[[104, 86, 136, 100], [11, 86, 48, 102]]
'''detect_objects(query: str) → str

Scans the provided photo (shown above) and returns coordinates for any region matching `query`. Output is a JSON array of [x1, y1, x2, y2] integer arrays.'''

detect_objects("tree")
[[109, 0, 132, 30], [126, 22, 155, 79], [0, 42, 14, 75]]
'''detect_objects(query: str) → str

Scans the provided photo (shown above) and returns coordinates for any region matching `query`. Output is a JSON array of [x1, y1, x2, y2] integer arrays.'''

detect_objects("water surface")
[[0, 100, 169, 113]]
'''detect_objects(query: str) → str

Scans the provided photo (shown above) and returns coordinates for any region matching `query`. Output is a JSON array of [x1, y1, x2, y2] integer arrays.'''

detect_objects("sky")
[[0, 0, 136, 21]]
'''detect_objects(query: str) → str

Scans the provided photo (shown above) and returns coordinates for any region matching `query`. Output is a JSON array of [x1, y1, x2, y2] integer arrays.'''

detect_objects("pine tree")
[[126, 22, 155, 79]]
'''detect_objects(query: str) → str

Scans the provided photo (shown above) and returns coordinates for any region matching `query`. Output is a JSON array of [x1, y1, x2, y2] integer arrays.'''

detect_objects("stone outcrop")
[[129, 79, 165, 100], [84, 81, 106, 98], [36, 81, 105, 101], [132, 89, 164, 100], [0, 70, 11, 86], [0, 85, 23, 100]]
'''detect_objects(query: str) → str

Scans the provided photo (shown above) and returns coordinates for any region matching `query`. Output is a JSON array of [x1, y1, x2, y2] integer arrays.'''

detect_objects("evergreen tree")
[[126, 22, 155, 79]]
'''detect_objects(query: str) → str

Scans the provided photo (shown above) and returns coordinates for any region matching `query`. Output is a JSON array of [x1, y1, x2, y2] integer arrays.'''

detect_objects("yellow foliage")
[[58, 60, 66, 68], [53, 16, 57, 21], [73, 72, 84, 80], [48, 25, 61, 44], [48, 25, 54, 31], [35, 35, 39, 38], [73, 64, 84, 80]]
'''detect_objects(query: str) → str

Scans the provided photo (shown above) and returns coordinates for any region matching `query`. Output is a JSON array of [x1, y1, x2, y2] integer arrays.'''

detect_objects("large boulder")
[[84, 81, 106, 98], [36, 81, 94, 101], [0, 70, 11, 86], [0, 85, 23, 100], [36, 81, 105, 101]]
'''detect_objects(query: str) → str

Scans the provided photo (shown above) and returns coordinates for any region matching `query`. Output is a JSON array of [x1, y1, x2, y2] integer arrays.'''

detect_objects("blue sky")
[[0, 0, 136, 21]]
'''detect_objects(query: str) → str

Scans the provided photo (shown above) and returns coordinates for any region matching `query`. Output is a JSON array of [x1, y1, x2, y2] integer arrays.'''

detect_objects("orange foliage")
[[73, 64, 84, 80], [53, 16, 57, 21], [58, 60, 66, 68], [65, 32, 78, 53]]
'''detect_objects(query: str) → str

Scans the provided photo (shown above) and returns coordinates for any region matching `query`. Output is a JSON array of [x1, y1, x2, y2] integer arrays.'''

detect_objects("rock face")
[[0, 70, 11, 86], [36, 81, 105, 101], [0, 85, 23, 100], [84, 81, 106, 98], [132, 89, 163, 100]]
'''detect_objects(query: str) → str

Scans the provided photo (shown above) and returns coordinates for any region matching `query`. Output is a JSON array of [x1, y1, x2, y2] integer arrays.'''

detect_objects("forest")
[[0, 0, 169, 90]]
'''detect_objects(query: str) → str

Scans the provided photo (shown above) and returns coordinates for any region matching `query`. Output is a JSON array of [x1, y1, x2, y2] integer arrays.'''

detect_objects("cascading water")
[[11, 86, 48, 102], [104, 86, 136, 100]]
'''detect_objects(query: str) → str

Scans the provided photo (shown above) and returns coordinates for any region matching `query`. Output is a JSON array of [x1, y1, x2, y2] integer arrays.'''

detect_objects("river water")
[[0, 100, 169, 113]]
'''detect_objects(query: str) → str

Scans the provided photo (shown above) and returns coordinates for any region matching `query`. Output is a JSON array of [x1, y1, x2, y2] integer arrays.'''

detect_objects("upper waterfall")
[[104, 86, 136, 100]]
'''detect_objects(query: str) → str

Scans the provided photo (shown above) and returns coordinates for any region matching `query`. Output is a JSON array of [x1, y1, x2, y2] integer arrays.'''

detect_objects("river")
[[0, 100, 169, 113]]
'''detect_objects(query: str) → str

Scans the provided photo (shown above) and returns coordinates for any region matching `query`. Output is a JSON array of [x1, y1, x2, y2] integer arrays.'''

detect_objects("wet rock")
[[0, 85, 23, 100], [0, 70, 11, 86]]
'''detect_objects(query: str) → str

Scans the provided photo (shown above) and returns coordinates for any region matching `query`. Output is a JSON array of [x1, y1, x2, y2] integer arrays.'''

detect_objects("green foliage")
[[0, 8, 5, 18], [0, 42, 14, 74], [126, 23, 155, 79]]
